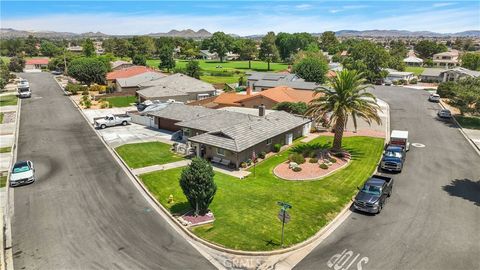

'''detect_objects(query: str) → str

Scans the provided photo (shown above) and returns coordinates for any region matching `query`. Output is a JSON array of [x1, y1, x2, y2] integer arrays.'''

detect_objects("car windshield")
[[362, 184, 381, 195], [19, 88, 29, 92], [12, 162, 30, 173], [385, 151, 402, 158]]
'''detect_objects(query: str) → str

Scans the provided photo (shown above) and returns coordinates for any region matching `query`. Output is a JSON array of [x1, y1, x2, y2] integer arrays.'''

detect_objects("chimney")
[[246, 86, 252, 96], [258, 104, 266, 117]]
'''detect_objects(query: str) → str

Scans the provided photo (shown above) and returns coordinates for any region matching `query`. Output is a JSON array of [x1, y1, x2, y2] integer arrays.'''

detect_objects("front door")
[[285, 133, 293, 145]]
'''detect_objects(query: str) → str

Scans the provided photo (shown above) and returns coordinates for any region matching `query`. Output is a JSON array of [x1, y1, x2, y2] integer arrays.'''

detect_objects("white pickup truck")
[[94, 114, 132, 129], [390, 130, 410, 151]]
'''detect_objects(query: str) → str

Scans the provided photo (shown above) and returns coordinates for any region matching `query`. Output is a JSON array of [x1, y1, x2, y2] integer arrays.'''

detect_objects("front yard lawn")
[[405, 66, 425, 76], [140, 136, 384, 251], [455, 115, 480, 130], [105, 96, 136, 107], [0, 147, 11, 153], [115, 141, 184, 168], [0, 175, 6, 188], [0, 95, 18, 107]]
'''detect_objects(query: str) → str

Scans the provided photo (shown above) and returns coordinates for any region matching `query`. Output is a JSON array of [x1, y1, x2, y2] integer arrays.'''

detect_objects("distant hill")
[[332, 29, 480, 37], [0, 28, 108, 38], [148, 29, 212, 38]]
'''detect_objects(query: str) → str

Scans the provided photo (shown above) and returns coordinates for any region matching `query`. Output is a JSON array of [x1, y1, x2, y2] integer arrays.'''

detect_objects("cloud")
[[433, 3, 455, 8], [295, 4, 313, 10]]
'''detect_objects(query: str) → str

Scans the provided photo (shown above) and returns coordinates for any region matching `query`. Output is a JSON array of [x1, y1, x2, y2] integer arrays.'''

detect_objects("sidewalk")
[[462, 128, 480, 151]]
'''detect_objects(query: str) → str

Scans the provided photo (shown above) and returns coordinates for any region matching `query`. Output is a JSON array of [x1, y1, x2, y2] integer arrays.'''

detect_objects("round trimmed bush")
[[289, 153, 305, 164], [329, 157, 337, 163], [319, 163, 328, 170], [240, 162, 247, 168], [292, 167, 302, 172], [309, 157, 318, 163]]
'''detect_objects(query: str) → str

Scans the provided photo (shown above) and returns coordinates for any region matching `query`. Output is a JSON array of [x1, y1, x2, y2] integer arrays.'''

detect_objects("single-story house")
[[147, 103, 311, 168], [385, 68, 414, 82], [235, 86, 316, 109], [199, 50, 218, 60], [111, 60, 134, 71], [24, 58, 49, 71], [106, 66, 158, 93], [403, 56, 423, 66], [136, 73, 216, 103], [115, 72, 166, 92], [420, 67, 480, 82], [67, 45, 83, 53], [246, 72, 319, 91]]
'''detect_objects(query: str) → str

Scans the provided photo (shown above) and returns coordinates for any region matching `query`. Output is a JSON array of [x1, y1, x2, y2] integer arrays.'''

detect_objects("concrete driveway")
[[97, 123, 175, 147]]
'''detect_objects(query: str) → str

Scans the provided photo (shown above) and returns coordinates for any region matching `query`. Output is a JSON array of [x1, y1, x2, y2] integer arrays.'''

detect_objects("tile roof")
[[421, 68, 445, 77], [25, 58, 49, 65], [147, 103, 218, 122], [176, 110, 256, 132], [213, 92, 253, 106], [239, 86, 316, 104], [253, 80, 319, 90], [111, 60, 132, 69], [441, 67, 480, 78], [137, 73, 215, 98], [106, 66, 154, 80], [117, 72, 166, 87]]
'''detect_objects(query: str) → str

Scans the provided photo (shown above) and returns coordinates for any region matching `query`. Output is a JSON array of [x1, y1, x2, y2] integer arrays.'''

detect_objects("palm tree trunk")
[[332, 116, 345, 151]]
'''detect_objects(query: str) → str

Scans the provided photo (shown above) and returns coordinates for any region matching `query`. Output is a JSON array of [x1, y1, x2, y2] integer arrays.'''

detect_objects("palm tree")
[[306, 69, 382, 151]]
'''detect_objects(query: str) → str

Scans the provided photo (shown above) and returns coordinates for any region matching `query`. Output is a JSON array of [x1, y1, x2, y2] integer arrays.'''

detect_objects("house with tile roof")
[[24, 58, 49, 71], [235, 86, 316, 109], [106, 65, 163, 93], [246, 72, 319, 91], [147, 103, 311, 168], [433, 50, 460, 68]]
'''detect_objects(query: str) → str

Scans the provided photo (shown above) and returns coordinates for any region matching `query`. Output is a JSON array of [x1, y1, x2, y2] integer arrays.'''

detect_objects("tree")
[[461, 52, 480, 71], [234, 38, 257, 69], [40, 40, 60, 57], [344, 40, 390, 82], [306, 69, 382, 151], [82, 38, 95, 57], [48, 51, 79, 72], [275, 32, 317, 62], [293, 57, 328, 83], [132, 54, 147, 66], [8, 55, 26, 72], [438, 78, 480, 115], [179, 157, 217, 216], [320, 31, 339, 53], [414, 40, 447, 59], [68, 57, 107, 86], [259, 32, 280, 71], [0, 39, 24, 56], [130, 36, 155, 57], [208, 32, 233, 62], [158, 44, 175, 72], [389, 40, 407, 59], [186, 60, 201, 79], [24, 35, 38, 57], [272, 102, 308, 115]]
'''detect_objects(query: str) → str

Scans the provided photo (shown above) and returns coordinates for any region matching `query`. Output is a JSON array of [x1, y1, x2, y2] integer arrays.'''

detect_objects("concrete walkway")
[[0, 105, 17, 113], [132, 160, 191, 175], [462, 128, 480, 151]]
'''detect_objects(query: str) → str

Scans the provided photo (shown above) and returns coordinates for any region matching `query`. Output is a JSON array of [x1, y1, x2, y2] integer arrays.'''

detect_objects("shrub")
[[393, 80, 399, 85], [309, 157, 318, 163], [240, 162, 247, 168], [259, 151, 266, 159], [333, 152, 345, 158], [100, 101, 108, 109], [319, 163, 328, 169], [108, 103, 113, 108], [89, 84, 103, 92], [292, 167, 302, 172], [410, 78, 417, 84], [289, 153, 305, 164], [246, 159, 252, 166], [273, 143, 282, 153], [329, 157, 337, 163], [84, 99, 92, 108], [81, 89, 89, 95]]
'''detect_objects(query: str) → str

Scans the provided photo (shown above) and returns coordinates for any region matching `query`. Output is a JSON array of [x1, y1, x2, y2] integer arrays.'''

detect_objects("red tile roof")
[[25, 58, 49, 65], [239, 86, 316, 104], [106, 66, 155, 81]]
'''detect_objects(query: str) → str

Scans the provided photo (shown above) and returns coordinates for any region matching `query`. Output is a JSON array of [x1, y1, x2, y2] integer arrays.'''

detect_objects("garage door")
[[158, 118, 180, 131]]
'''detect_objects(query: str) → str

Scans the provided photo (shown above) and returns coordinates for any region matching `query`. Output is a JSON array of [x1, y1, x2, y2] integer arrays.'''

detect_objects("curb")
[[439, 101, 480, 156]]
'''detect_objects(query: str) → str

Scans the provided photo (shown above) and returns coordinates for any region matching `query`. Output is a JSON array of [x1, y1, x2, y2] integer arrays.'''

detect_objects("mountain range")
[[1, 28, 479, 39]]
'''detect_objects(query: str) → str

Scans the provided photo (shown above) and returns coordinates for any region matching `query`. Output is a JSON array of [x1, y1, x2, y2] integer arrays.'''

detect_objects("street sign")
[[278, 210, 291, 223]]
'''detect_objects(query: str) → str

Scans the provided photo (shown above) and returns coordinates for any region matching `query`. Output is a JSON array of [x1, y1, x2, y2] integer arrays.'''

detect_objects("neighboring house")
[[24, 58, 49, 71], [385, 68, 414, 82], [67, 45, 83, 53], [433, 50, 460, 68], [111, 60, 134, 71], [235, 86, 316, 109], [246, 72, 318, 91], [106, 66, 158, 93], [420, 67, 480, 82], [403, 56, 423, 66], [115, 72, 166, 92], [199, 50, 218, 60], [136, 73, 216, 103], [147, 103, 311, 168]]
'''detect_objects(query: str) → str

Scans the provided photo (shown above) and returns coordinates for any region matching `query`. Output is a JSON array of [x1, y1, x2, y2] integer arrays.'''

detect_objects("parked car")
[[94, 114, 132, 129], [10, 160, 36, 187], [390, 130, 410, 151], [437, 109, 452, 118], [384, 79, 393, 86], [353, 175, 393, 214], [51, 70, 63, 75], [380, 145, 405, 172], [428, 93, 440, 102], [17, 79, 31, 98]]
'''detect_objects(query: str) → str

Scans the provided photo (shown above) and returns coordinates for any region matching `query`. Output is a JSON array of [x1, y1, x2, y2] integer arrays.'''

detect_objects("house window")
[[183, 128, 191, 137], [216, 148, 225, 156], [266, 138, 272, 145]]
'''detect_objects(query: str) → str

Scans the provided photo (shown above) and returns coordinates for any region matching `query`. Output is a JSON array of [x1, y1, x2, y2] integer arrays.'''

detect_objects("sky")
[[1, 1, 479, 35]]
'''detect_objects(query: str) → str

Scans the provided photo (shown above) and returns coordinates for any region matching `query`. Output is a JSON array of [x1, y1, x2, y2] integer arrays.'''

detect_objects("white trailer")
[[390, 130, 410, 151]]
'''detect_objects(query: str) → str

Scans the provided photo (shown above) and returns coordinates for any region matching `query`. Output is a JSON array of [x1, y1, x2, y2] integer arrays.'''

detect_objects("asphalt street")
[[11, 73, 215, 269], [295, 85, 480, 270]]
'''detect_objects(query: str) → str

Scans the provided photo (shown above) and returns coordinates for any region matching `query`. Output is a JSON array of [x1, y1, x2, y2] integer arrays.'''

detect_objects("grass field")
[[0, 95, 18, 107], [405, 66, 425, 75], [140, 136, 384, 251], [105, 96, 136, 107], [115, 141, 184, 169], [0, 176, 6, 188], [0, 112, 3, 123], [455, 115, 480, 130], [0, 147, 11, 154]]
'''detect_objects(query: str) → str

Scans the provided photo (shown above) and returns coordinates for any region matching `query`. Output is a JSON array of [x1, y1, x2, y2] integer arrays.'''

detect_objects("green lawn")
[[140, 136, 384, 251], [0, 95, 18, 107], [200, 75, 240, 84], [405, 66, 425, 76], [0, 147, 11, 153], [0, 112, 3, 123], [115, 141, 184, 169], [105, 96, 137, 107], [455, 115, 480, 130], [0, 176, 6, 188]]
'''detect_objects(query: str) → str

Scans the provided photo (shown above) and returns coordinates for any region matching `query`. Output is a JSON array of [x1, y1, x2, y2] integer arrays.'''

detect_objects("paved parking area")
[[97, 123, 175, 147]]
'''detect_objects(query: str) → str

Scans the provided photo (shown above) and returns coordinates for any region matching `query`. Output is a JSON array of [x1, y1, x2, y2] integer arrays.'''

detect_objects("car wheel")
[[377, 205, 382, 214], [101, 124, 106, 129], [122, 121, 127, 126]]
